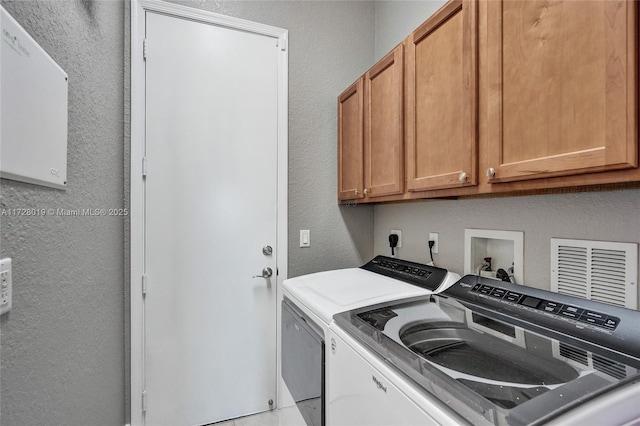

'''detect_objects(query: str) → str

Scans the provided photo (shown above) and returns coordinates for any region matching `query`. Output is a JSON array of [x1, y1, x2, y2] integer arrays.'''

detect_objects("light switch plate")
[[1, 258, 12, 315], [300, 230, 310, 248]]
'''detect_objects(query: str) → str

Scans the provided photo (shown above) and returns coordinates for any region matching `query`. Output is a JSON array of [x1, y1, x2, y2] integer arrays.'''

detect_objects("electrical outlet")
[[390, 230, 402, 248], [429, 233, 439, 254], [1, 258, 12, 315]]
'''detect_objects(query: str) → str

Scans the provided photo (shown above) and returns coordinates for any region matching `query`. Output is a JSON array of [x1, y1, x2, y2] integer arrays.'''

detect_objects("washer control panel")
[[470, 282, 620, 331], [442, 275, 640, 364]]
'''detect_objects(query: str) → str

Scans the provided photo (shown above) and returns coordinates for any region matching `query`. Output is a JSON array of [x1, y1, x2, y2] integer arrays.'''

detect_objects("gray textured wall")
[[374, 0, 446, 61], [0, 1, 125, 425], [374, 190, 640, 306]]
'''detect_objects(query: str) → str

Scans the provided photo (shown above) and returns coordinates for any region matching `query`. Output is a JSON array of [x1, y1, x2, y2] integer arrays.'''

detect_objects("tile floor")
[[211, 405, 306, 426]]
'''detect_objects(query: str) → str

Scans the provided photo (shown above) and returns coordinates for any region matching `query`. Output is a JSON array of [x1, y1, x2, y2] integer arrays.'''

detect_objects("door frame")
[[130, 1, 288, 424]]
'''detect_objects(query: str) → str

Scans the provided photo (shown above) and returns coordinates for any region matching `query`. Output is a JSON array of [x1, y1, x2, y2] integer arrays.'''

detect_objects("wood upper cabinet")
[[364, 45, 404, 198], [406, 0, 478, 192], [338, 46, 404, 202], [338, 79, 364, 201], [484, 0, 638, 183]]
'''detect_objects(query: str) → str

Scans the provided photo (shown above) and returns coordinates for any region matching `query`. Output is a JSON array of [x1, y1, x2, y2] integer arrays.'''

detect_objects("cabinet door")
[[485, 0, 637, 183], [406, 0, 478, 191], [364, 45, 404, 198], [338, 79, 364, 201]]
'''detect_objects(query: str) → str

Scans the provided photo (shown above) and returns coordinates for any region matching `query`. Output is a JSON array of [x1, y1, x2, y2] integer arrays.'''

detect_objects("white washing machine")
[[331, 275, 640, 426], [281, 256, 460, 426]]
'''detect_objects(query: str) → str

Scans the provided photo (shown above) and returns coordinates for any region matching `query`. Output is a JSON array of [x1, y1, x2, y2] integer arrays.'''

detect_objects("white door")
[[141, 9, 284, 426]]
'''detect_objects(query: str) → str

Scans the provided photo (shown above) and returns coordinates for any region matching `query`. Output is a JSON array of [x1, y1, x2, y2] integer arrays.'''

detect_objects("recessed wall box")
[[1, 6, 68, 189], [464, 229, 524, 284]]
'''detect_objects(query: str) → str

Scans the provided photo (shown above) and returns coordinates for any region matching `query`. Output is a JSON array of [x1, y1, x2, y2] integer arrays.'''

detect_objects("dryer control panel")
[[361, 256, 448, 292]]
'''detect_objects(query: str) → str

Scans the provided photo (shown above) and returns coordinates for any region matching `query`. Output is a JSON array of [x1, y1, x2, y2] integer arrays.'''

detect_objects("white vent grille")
[[551, 239, 638, 309]]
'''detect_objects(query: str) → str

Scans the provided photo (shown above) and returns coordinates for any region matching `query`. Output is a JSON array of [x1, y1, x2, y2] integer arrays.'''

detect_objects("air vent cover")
[[551, 239, 637, 309]]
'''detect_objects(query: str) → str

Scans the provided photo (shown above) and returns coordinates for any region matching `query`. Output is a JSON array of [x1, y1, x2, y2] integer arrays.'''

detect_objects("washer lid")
[[282, 268, 432, 325]]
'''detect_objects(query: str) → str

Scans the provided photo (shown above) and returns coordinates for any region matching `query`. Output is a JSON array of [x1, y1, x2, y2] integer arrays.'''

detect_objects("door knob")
[[486, 167, 496, 178], [253, 267, 273, 279], [262, 245, 273, 256]]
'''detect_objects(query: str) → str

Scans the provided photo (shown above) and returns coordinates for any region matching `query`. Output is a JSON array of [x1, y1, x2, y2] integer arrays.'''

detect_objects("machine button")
[[412, 268, 420, 275], [418, 270, 426, 277], [520, 296, 542, 309], [581, 310, 606, 321], [602, 317, 620, 330], [538, 301, 563, 314], [479, 285, 493, 295], [579, 313, 606, 326], [504, 291, 522, 302], [559, 305, 584, 319], [490, 288, 506, 299], [472, 283, 482, 292]]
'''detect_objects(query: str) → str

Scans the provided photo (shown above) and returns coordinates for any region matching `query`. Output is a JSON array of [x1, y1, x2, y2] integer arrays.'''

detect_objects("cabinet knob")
[[364, 188, 369, 195], [486, 167, 496, 178], [354, 189, 359, 195], [458, 172, 467, 182]]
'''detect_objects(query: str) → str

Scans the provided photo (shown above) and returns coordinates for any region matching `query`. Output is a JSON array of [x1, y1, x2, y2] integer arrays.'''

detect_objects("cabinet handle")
[[486, 167, 496, 178], [458, 172, 467, 182], [364, 188, 369, 195]]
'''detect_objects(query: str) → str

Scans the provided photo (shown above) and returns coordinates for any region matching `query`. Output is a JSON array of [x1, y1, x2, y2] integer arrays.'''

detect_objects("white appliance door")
[[144, 11, 278, 426], [328, 330, 442, 426]]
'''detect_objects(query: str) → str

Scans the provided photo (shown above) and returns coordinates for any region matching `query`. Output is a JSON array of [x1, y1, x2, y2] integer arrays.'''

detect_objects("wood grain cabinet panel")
[[485, 0, 637, 183], [364, 45, 404, 198], [406, 0, 478, 191], [338, 79, 364, 201]]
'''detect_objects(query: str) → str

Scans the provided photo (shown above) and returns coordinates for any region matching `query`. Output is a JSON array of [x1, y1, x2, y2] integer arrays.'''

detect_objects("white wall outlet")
[[300, 230, 310, 248], [390, 230, 402, 248], [429, 232, 439, 254], [1, 258, 12, 315]]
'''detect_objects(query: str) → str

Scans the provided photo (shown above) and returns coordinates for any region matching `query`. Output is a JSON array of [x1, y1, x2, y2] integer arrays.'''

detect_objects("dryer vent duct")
[[550, 238, 638, 310]]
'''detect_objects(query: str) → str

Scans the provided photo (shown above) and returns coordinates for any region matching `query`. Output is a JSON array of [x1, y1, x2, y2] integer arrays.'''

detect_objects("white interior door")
[[143, 10, 281, 426]]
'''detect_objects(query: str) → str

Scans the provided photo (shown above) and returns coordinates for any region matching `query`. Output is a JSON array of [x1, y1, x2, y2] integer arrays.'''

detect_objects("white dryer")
[[281, 256, 460, 426]]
